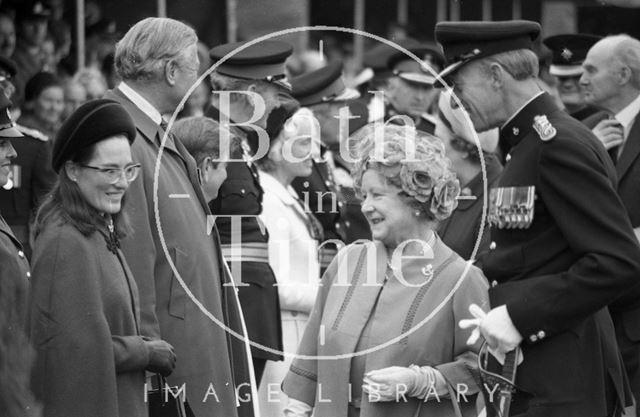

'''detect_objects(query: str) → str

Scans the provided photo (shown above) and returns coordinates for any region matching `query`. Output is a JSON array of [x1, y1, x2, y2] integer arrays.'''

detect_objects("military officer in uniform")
[[0, 59, 55, 258], [543, 33, 602, 121], [289, 62, 366, 272], [436, 20, 640, 417], [0, 94, 31, 327], [381, 44, 445, 134], [207, 40, 296, 383]]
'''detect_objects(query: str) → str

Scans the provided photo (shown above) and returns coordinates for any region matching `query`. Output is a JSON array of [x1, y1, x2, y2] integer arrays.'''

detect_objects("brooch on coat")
[[105, 218, 120, 255]]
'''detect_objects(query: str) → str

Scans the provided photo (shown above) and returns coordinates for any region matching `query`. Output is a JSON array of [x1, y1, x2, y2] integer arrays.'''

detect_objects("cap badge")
[[561, 48, 573, 62], [512, 127, 519, 136], [533, 115, 556, 141]]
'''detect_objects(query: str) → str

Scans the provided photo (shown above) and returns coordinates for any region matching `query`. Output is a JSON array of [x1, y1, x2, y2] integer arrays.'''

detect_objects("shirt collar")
[[615, 92, 640, 133], [118, 81, 163, 125]]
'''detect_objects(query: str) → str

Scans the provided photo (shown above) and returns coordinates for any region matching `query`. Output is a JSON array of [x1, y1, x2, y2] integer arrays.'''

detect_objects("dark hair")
[[34, 143, 132, 239]]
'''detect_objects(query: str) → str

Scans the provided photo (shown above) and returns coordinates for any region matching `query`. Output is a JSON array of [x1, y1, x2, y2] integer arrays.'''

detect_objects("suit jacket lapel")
[[617, 116, 640, 181]]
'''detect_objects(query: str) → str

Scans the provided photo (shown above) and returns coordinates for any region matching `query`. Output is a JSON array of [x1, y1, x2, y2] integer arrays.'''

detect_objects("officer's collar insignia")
[[561, 48, 573, 62], [533, 115, 556, 141]]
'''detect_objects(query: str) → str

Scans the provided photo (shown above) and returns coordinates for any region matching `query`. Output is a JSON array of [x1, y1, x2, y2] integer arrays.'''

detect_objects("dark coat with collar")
[[29, 217, 147, 417], [104, 88, 254, 417], [480, 93, 640, 417], [584, 105, 640, 413]]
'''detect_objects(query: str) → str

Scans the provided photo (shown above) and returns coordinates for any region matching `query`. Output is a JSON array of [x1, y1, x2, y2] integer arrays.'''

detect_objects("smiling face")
[[360, 169, 421, 248], [67, 136, 133, 214], [34, 85, 64, 125], [448, 61, 501, 133], [0, 138, 17, 186]]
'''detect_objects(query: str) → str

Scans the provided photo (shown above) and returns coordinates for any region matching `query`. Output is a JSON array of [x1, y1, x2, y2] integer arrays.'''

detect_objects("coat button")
[[335, 223, 341, 229], [529, 334, 538, 343], [338, 201, 344, 208], [26, 272, 31, 278], [489, 241, 496, 250], [18, 250, 24, 258], [491, 280, 498, 288], [537, 330, 546, 340], [240, 189, 246, 194], [325, 181, 331, 187], [345, 221, 351, 227], [506, 154, 512, 162]]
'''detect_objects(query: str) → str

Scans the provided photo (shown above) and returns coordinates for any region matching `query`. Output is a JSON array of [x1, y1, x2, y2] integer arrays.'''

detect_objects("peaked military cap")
[[387, 44, 445, 85], [53, 99, 136, 172], [543, 34, 602, 77], [16, 1, 51, 21], [209, 40, 293, 91], [435, 20, 541, 81], [0, 57, 17, 78], [0, 94, 23, 138], [291, 62, 359, 107]]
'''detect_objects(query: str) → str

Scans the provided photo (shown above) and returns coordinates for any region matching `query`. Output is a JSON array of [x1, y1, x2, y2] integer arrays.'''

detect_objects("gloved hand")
[[283, 397, 313, 417], [144, 338, 176, 376], [362, 365, 448, 401], [459, 304, 523, 365]]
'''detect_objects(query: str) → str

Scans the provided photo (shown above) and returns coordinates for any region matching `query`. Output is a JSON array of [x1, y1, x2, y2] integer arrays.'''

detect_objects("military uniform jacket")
[[207, 105, 283, 361], [0, 130, 56, 256], [0, 215, 30, 329], [481, 93, 640, 416], [439, 153, 502, 261]]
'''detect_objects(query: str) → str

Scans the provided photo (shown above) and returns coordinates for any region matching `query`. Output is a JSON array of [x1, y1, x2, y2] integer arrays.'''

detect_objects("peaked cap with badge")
[[543, 33, 602, 77], [387, 43, 445, 85], [209, 40, 293, 91], [0, 94, 24, 139], [291, 61, 359, 107], [435, 20, 540, 81], [436, 20, 640, 417]]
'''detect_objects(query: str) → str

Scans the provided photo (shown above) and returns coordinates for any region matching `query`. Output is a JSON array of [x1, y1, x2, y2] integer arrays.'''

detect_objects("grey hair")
[[608, 34, 640, 89], [115, 17, 197, 82], [479, 49, 539, 81]]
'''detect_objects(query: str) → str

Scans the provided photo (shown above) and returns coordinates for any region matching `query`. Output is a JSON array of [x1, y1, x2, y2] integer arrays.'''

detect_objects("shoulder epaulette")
[[15, 124, 49, 142]]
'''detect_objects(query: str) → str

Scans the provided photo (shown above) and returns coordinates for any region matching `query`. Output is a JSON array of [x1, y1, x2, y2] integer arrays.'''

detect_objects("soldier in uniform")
[[381, 44, 445, 134], [0, 94, 36, 417], [207, 40, 296, 383], [289, 62, 365, 272], [543, 34, 602, 121], [436, 20, 640, 417], [0, 58, 55, 258]]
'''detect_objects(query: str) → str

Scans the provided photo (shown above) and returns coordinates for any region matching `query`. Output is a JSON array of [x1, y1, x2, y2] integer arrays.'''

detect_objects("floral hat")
[[351, 123, 460, 221]]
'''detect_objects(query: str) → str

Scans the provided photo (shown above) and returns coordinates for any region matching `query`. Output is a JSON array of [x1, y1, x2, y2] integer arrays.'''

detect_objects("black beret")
[[52, 99, 137, 172], [435, 20, 541, 80], [25, 71, 61, 102], [291, 62, 359, 107], [543, 34, 602, 77], [209, 40, 293, 90], [0, 94, 23, 138], [387, 43, 445, 85], [0, 56, 17, 78]]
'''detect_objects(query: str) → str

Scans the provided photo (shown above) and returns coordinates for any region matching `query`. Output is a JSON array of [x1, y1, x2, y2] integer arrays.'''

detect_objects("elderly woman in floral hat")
[[282, 123, 489, 417]]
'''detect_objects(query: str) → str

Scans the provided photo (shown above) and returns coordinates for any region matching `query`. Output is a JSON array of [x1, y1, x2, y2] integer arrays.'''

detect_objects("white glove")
[[459, 304, 523, 365], [283, 397, 313, 417], [362, 365, 447, 401]]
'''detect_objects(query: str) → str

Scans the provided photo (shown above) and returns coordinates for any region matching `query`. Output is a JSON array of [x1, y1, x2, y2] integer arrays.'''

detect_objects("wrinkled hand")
[[592, 119, 624, 150], [145, 339, 176, 376], [459, 304, 523, 365]]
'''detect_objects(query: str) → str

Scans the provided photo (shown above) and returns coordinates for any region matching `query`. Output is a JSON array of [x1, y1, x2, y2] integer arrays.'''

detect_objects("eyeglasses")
[[79, 163, 141, 184]]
